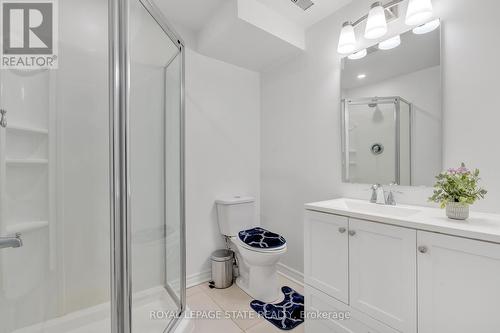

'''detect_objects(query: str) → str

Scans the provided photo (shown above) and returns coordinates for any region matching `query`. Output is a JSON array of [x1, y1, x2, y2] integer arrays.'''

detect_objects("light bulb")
[[357, 74, 367, 79], [413, 19, 440, 34], [348, 49, 367, 60], [337, 22, 356, 54], [406, 0, 434, 26], [365, 2, 388, 40], [378, 35, 401, 50]]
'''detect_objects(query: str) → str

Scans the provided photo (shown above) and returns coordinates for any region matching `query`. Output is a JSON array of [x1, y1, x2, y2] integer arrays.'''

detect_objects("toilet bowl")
[[231, 236, 287, 302], [215, 196, 287, 302]]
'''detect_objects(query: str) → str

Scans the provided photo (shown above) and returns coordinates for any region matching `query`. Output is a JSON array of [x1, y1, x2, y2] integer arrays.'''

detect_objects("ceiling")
[[156, 0, 352, 32], [154, 0, 354, 71], [254, 0, 352, 28], [155, 0, 227, 31]]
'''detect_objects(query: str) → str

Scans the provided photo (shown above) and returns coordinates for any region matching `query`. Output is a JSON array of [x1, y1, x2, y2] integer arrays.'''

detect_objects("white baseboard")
[[277, 262, 304, 286], [187, 265, 303, 289], [186, 270, 211, 288]]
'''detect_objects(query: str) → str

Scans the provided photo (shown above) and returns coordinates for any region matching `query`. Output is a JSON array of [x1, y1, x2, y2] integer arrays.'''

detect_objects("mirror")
[[341, 26, 442, 186]]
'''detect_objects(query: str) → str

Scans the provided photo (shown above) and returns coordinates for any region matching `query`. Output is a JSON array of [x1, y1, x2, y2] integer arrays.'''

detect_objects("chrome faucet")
[[386, 183, 401, 206], [370, 184, 385, 204], [370, 184, 377, 203], [386, 190, 397, 206], [0, 233, 23, 249], [370, 184, 399, 205]]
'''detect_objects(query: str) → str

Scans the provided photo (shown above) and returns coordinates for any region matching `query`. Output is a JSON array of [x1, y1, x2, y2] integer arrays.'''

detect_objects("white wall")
[[185, 49, 261, 280], [261, 0, 500, 274]]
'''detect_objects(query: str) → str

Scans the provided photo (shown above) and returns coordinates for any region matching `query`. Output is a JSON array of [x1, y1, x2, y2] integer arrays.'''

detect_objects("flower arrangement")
[[429, 163, 487, 220]]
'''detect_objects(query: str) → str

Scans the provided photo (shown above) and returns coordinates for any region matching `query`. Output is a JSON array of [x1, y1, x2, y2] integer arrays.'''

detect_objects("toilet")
[[215, 196, 287, 303]]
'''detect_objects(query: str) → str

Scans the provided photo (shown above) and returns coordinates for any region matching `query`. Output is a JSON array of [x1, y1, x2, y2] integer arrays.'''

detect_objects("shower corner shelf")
[[6, 158, 49, 166], [5, 221, 49, 235], [7, 124, 49, 135]]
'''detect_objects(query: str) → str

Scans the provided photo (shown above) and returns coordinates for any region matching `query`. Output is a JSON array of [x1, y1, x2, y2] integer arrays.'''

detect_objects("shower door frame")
[[109, 1, 186, 333], [341, 96, 412, 185]]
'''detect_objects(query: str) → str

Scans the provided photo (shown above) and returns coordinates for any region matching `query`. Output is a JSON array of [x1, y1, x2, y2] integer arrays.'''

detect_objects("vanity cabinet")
[[305, 286, 399, 333], [349, 218, 416, 333], [304, 210, 349, 303], [417, 231, 500, 333], [304, 208, 500, 333]]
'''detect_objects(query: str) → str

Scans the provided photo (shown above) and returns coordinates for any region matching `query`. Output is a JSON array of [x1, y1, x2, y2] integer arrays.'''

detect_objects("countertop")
[[305, 198, 500, 244]]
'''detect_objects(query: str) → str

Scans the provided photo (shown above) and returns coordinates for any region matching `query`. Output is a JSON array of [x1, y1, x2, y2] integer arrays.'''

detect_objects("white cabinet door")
[[304, 210, 349, 304], [304, 286, 399, 333], [418, 231, 500, 333], [349, 218, 417, 333]]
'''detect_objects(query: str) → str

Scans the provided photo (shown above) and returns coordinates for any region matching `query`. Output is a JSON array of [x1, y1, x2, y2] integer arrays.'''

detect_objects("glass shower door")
[[0, 0, 112, 332], [343, 97, 412, 186], [129, 0, 184, 331], [345, 100, 398, 184], [0, 0, 184, 332]]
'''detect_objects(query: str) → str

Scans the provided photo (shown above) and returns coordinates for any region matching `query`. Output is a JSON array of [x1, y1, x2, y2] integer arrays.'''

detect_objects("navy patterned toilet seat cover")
[[238, 227, 286, 249]]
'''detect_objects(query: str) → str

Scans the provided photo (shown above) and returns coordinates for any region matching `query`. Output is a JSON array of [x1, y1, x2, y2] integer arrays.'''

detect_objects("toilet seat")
[[233, 235, 287, 253], [238, 227, 286, 250]]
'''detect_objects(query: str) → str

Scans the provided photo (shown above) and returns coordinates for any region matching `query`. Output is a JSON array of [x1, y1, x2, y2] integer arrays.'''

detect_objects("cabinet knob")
[[349, 230, 356, 236], [338, 227, 346, 234], [418, 246, 428, 254]]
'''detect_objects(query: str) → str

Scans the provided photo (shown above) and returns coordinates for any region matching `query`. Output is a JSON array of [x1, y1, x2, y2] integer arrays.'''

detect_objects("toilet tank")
[[215, 196, 256, 236]]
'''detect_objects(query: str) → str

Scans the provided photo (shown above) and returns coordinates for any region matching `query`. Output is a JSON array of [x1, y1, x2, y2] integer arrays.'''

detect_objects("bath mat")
[[250, 286, 304, 331], [238, 227, 286, 249]]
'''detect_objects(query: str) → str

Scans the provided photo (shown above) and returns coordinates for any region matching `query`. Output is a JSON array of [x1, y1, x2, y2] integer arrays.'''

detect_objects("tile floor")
[[186, 275, 305, 333]]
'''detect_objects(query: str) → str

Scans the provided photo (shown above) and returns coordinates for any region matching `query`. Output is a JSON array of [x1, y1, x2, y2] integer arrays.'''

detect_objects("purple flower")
[[447, 166, 470, 175]]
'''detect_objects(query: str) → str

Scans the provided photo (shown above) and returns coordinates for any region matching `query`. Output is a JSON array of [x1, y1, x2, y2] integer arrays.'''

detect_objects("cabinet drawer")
[[304, 286, 399, 333], [304, 210, 349, 304]]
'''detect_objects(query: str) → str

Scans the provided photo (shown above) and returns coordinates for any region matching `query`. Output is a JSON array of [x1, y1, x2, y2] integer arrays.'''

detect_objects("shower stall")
[[0, 0, 186, 332], [342, 97, 412, 186]]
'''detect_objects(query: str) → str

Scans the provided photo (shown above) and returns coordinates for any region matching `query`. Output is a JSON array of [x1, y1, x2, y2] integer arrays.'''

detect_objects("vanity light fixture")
[[413, 19, 440, 34], [365, 2, 388, 40], [378, 35, 401, 50], [357, 74, 367, 79], [348, 49, 367, 60], [337, 0, 435, 56], [337, 22, 357, 54], [406, 0, 433, 26]]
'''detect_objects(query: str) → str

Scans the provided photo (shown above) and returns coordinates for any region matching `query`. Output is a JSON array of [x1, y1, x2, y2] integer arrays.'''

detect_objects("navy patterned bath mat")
[[250, 286, 304, 331]]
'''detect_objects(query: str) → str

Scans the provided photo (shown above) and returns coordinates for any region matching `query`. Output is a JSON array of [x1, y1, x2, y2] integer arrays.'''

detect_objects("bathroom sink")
[[306, 198, 500, 245], [338, 199, 421, 218]]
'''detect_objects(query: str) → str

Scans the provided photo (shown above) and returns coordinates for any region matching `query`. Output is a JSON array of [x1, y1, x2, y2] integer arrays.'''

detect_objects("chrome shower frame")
[[109, 0, 186, 332]]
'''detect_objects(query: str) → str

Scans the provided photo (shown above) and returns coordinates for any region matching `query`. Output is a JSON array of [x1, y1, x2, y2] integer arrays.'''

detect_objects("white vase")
[[446, 202, 469, 220]]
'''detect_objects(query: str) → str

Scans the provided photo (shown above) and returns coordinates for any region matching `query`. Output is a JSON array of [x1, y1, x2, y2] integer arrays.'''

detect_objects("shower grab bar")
[[0, 233, 23, 249]]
